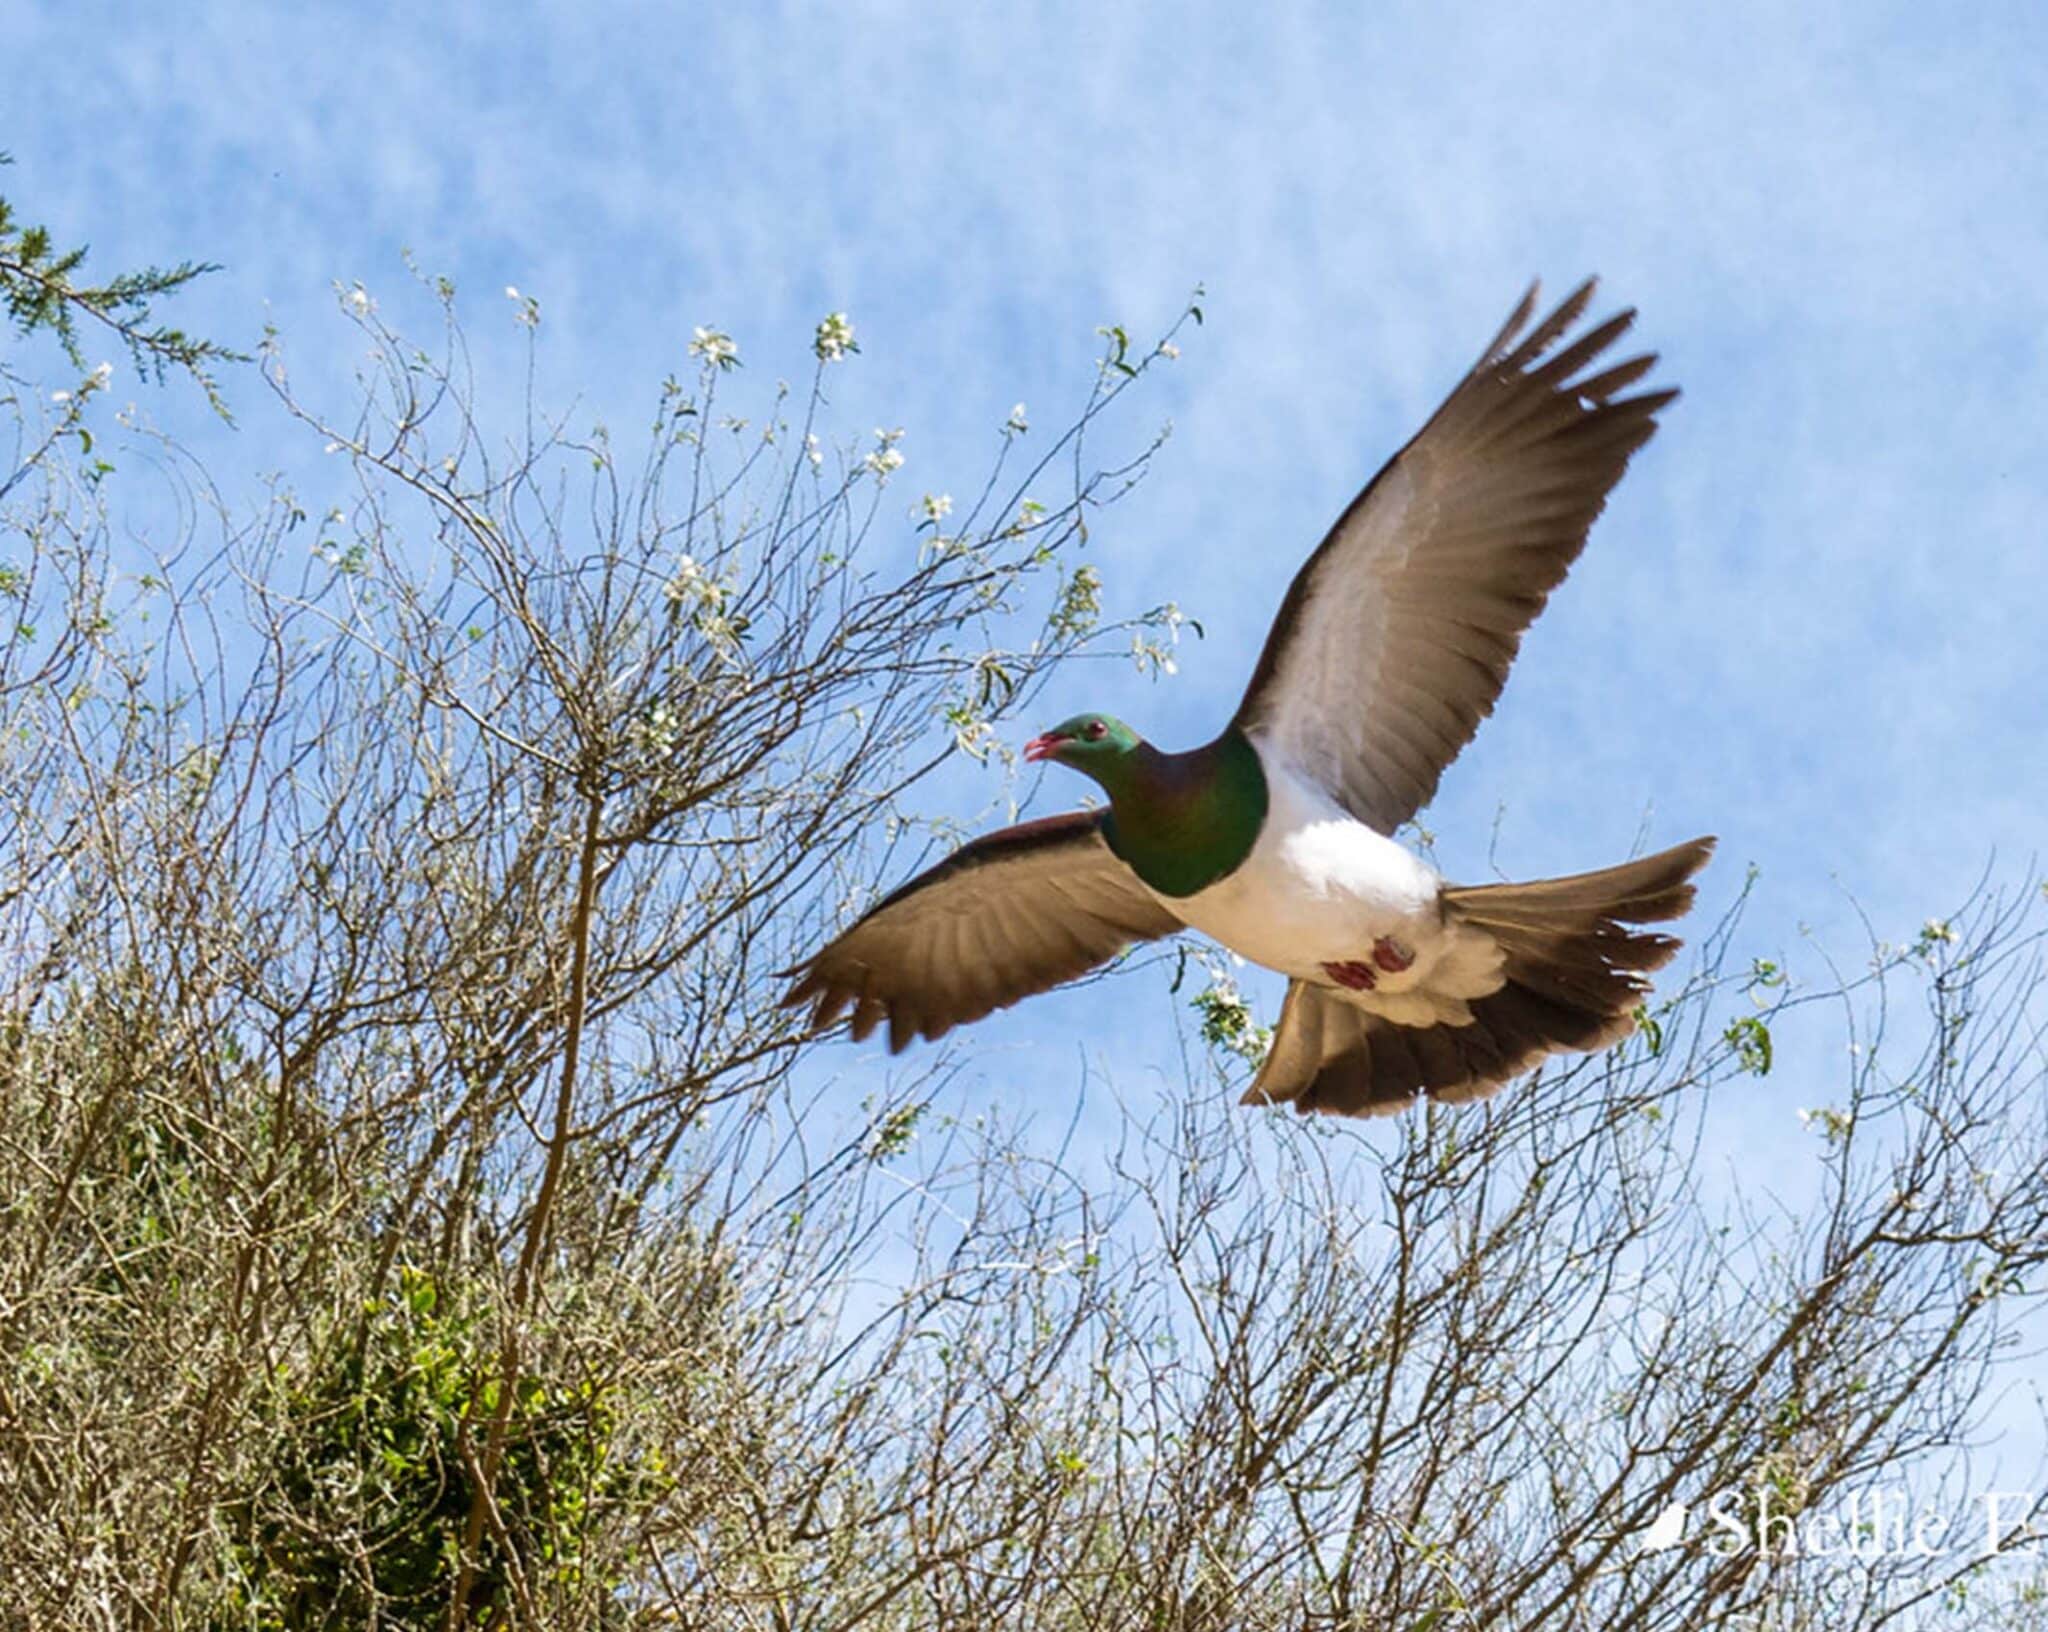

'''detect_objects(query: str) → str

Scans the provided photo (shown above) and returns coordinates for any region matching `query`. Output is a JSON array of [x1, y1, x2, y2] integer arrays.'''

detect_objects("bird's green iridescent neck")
[[1088, 726, 1269, 898]]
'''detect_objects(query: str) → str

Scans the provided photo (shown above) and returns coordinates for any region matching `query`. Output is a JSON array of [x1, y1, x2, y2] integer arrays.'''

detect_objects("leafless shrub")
[[2, 290, 2045, 1631]]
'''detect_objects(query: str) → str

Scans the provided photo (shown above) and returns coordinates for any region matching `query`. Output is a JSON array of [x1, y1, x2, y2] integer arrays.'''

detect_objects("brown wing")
[[1233, 278, 1678, 833], [1241, 978, 1588, 1118], [783, 811, 1186, 1052]]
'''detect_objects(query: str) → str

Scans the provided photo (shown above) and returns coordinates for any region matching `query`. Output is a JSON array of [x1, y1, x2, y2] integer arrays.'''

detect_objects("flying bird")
[[785, 279, 1713, 1117]]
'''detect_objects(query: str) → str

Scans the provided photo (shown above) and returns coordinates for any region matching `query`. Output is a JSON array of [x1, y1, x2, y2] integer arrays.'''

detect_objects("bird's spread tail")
[[1245, 836, 1716, 1117], [1440, 833, 1715, 1043]]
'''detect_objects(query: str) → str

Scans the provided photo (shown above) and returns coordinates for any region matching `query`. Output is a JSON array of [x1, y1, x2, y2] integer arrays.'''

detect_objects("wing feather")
[[1235, 278, 1677, 831], [783, 811, 1185, 1051]]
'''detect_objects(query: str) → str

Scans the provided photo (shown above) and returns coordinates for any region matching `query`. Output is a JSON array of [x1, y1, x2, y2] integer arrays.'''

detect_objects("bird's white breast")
[[1160, 739, 1503, 1026]]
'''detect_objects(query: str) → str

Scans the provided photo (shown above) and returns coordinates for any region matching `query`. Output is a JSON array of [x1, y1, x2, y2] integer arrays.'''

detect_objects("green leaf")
[[1724, 1015, 1773, 1076]]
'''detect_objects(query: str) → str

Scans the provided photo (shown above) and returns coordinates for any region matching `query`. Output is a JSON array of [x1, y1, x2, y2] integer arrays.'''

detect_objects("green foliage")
[[221, 1268, 645, 1630], [865, 1099, 929, 1162], [0, 152, 240, 414], [1723, 1014, 1774, 1076], [1050, 562, 1103, 639], [1095, 322, 1138, 377], [1631, 1001, 1665, 1057]]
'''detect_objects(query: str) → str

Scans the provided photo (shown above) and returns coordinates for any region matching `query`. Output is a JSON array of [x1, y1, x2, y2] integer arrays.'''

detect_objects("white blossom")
[[950, 712, 996, 760], [664, 554, 724, 608], [696, 611, 743, 661], [861, 427, 906, 480], [690, 326, 740, 368], [1132, 629, 1179, 676], [1130, 600, 1187, 676], [814, 311, 857, 361], [1005, 402, 1029, 434], [1797, 1105, 1854, 1144], [630, 700, 685, 757], [920, 493, 953, 523]]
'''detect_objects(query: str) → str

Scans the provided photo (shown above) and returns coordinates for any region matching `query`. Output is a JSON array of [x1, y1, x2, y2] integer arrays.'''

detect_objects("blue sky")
[[10, 2, 2047, 1154]]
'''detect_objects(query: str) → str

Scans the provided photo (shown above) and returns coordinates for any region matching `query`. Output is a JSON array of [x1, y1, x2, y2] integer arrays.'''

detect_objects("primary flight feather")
[[784, 279, 1713, 1117]]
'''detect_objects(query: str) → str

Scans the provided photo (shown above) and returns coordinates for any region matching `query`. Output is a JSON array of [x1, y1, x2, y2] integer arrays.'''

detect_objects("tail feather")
[[1443, 836, 1714, 928], [1244, 836, 1715, 1118]]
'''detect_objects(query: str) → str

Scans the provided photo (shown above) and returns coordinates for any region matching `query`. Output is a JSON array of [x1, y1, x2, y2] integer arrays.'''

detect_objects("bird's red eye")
[[1085, 720, 1108, 740]]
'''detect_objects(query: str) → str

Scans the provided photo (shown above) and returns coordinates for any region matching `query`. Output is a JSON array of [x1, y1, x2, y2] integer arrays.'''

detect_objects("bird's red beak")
[[1022, 732, 1064, 764]]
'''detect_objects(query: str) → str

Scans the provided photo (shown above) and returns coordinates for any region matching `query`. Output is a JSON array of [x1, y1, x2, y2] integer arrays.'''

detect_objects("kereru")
[[784, 279, 1713, 1117]]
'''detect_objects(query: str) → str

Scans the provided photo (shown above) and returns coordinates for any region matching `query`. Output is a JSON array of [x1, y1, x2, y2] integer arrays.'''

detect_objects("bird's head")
[[1023, 712, 1142, 780]]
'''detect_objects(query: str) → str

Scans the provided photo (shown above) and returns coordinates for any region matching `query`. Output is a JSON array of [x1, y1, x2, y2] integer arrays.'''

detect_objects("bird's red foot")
[[1372, 936, 1415, 974], [1323, 959, 1378, 991]]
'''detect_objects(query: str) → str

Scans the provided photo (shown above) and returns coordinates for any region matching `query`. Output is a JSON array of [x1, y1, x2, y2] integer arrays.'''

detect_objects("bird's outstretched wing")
[[782, 811, 1185, 1052], [1233, 279, 1677, 834]]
